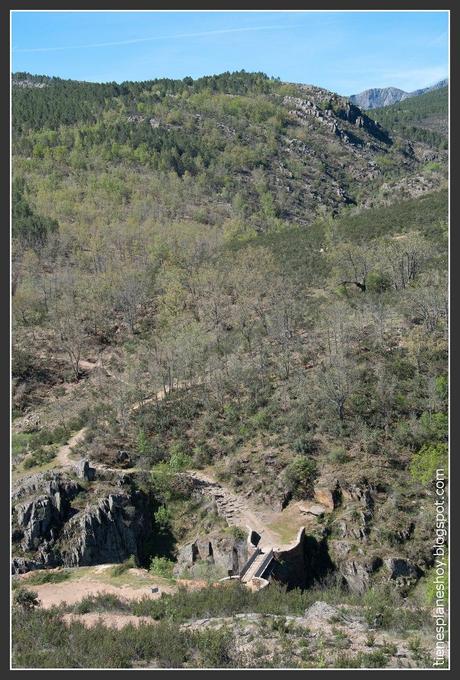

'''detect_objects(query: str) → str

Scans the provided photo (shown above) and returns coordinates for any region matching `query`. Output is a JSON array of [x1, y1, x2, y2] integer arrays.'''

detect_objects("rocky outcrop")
[[58, 492, 148, 567], [350, 87, 409, 110], [350, 79, 448, 110], [17, 412, 41, 433], [283, 96, 390, 146], [385, 557, 422, 584], [335, 552, 383, 594], [174, 530, 248, 578], [11, 557, 47, 574], [13, 471, 81, 505], [11, 470, 153, 573], [12, 472, 83, 573], [75, 459, 96, 481]]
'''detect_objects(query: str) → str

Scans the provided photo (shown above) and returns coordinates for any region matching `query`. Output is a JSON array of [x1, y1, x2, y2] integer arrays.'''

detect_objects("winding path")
[[55, 427, 89, 469]]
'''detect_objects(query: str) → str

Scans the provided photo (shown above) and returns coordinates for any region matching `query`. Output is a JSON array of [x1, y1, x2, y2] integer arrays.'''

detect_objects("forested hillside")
[[370, 86, 448, 149], [12, 71, 448, 669]]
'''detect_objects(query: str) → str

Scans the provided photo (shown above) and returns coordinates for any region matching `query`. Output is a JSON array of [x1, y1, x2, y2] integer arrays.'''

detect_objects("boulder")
[[298, 502, 327, 517], [116, 450, 132, 468], [385, 558, 421, 580], [304, 601, 340, 626], [75, 459, 96, 481], [174, 531, 248, 578], [22, 413, 41, 433], [314, 479, 342, 510]]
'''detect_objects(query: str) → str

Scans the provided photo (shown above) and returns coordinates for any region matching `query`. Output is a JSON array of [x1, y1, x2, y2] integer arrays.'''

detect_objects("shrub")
[[293, 433, 318, 455], [13, 588, 40, 610], [74, 593, 129, 614], [365, 632, 376, 647], [284, 456, 318, 499], [169, 449, 192, 471], [366, 271, 392, 293], [435, 375, 448, 402], [410, 442, 448, 485], [225, 526, 246, 541], [381, 640, 398, 656], [249, 408, 272, 431], [151, 463, 175, 499], [363, 585, 398, 629], [328, 446, 349, 464], [362, 650, 388, 668], [192, 444, 213, 467], [149, 556, 175, 579], [23, 446, 57, 469], [193, 627, 233, 666], [419, 411, 448, 442], [154, 506, 171, 532], [110, 555, 137, 577], [24, 570, 71, 586]]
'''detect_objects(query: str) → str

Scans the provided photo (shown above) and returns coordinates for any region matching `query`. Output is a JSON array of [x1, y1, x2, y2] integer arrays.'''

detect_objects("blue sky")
[[11, 10, 448, 95]]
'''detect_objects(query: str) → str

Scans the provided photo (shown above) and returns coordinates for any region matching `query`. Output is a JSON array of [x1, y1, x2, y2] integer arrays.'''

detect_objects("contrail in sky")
[[13, 23, 303, 53]]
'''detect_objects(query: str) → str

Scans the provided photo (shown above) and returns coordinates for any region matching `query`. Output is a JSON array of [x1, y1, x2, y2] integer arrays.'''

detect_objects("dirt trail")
[[55, 427, 89, 468], [52, 365, 182, 470], [31, 366, 308, 554], [19, 577, 174, 609]]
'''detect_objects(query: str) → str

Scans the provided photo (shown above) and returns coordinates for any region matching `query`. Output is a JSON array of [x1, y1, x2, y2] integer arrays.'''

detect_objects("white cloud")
[[13, 23, 303, 53]]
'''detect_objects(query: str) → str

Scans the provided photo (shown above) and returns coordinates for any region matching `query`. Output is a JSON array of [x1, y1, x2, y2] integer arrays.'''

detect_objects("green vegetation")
[[12, 177, 58, 251], [371, 86, 448, 148], [12, 580, 434, 668], [284, 457, 318, 499], [13, 588, 40, 610], [110, 556, 138, 578], [410, 443, 448, 485], [20, 570, 72, 586], [11, 69, 448, 669], [149, 556, 175, 579], [12, 416, 86, 472]]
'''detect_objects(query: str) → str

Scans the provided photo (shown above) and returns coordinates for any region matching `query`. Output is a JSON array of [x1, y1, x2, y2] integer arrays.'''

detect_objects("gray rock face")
[[350, 87, 409, 110], [12, 471, 81, 505], [11, 557, 44, 574], [174, 531, 248, 578], [350, 79, 448, 109], [385, 557, 421, 580], [338, 559, 375, 594], [20, 412, 41, 433], [11, 470, 152, 573], [58, 494, 142, 566], [13, 472, 82, 558], [75, 459, 96, 481], [283, 95, 390, 146]]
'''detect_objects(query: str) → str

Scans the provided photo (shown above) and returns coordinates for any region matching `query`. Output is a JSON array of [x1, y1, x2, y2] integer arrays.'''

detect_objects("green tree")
[[410, 443, 448, 485]]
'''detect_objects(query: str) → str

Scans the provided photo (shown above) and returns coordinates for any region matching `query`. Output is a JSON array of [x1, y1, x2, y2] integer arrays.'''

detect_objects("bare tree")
[[49, 296, 87, 381], [112, 267, 150, 334], [382, 235, 430, 291], [334, 243, 373, 292]]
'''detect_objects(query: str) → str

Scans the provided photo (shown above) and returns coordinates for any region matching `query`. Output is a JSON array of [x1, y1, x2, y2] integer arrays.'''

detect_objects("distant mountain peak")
[[349, 78, 448, 110]]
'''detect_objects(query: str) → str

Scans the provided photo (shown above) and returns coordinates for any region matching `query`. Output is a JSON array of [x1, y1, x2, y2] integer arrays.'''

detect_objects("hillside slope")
[[370, 86, 448, 148], [12, 71, 448, 669]]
